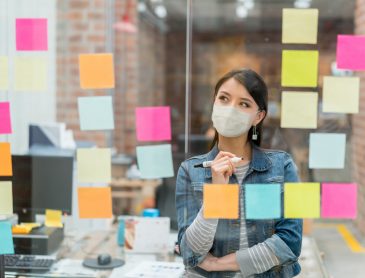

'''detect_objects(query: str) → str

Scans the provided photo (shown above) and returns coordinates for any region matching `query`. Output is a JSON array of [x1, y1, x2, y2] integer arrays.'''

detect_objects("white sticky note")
[[309, 133, 346, 169], [77, 148, 111, 183]]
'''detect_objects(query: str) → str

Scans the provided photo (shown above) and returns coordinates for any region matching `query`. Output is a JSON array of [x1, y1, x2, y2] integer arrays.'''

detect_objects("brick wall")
[[354, 0, 365, 236], [56, 0, 166, 154]]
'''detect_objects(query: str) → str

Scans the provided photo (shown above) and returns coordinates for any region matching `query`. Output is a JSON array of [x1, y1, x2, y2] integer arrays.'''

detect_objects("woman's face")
[[214, 77, 265, 126]]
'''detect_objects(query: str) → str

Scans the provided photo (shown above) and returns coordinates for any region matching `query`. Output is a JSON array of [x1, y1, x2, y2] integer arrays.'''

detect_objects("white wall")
[[0, 0, 56, 154]]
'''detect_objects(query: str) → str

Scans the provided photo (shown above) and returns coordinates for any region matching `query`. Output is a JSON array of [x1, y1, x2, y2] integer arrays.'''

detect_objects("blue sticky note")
[[245, 184, 281, 219], [136, 144, 174, 179], [0, 221, 15, 254], [78, 96, 114, 131], [117, 219, 125, 247], [309, 133, 346, 169]]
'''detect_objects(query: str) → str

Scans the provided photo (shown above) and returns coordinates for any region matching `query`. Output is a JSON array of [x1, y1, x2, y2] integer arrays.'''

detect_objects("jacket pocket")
[[264, 176, 284, 183]]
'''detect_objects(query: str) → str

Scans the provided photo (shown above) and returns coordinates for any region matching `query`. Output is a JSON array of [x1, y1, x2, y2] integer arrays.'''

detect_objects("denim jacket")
[[176, 144, 303, 278]]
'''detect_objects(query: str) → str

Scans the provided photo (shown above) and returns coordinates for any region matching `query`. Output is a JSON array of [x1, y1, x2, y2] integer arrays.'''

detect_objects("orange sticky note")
[[79, 53, 115, 89], [0, 143, 12, 176], [78, 187, 112, 219], [203, 184, 239, 219]]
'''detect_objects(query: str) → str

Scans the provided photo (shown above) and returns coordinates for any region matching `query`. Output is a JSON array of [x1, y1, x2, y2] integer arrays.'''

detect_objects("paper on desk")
[[0, 142, 12, 176], [51, 259, 97, 277], [45, 209, 63, 228], [111, 261, 184, 278]]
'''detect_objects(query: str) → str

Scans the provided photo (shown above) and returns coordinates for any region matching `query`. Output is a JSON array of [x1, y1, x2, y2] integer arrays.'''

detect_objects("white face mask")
[[211, 104, 255, 138]]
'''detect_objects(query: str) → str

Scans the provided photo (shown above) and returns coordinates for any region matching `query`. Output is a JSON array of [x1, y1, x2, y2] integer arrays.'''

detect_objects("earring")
[[252, 126, 258, 140]]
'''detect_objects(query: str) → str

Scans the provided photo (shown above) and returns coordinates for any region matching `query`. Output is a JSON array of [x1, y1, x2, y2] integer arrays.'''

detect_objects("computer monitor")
[[0, 154, 74, 223]]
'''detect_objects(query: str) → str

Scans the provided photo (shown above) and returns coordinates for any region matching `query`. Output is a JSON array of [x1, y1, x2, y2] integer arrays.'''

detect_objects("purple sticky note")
[[16, 18, 48, 51], [337, 35, 365, 70], [322, 183, 357, 219], [136, 106, 171, 142], [0, 102, 12, 134]]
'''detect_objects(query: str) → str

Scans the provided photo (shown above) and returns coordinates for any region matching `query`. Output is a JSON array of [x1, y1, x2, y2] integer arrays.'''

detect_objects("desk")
[[110, 178, 162, 215], [6, 225, 181, 278]]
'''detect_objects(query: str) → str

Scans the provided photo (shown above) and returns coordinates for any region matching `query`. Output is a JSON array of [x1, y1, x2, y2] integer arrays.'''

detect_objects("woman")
[[176, 68, 302, 278]]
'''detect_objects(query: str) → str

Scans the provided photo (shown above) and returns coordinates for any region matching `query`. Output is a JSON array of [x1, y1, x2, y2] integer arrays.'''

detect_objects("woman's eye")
[[240, 102, 249, 108], [219, 96, 228, 102]]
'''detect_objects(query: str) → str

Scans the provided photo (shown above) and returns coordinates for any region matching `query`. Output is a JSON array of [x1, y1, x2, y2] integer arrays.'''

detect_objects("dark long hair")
[[210, 68, 268, 149]]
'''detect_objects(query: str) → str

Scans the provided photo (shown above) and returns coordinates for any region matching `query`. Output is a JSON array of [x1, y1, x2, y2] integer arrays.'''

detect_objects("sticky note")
[[0, 143, 12, 176], [281, 50, 318, 87], [0, 102, 12, 134], [78, 187, 112, 218], [16, 18, 48, 51], [0, 56, 9, 90], [282, 9, 318, 44], [284, 183, 320, 218], [136, 144, 174, 179], [79, 53, 115, 89], [15, 56, 48, 91], [78, 96, 114, 131], [203, 184, 239, 219], [0, 221, 14, 254], [0, 181, 13, 215], [45, 209, 63, 228], [281, 92, 318, 129], [322, 76, 359, 114], [337, 35, 365, 70], [245, 184, 281, 219], [322, 183, 357, 219], [136, 106, 171, 142], [309, 133, 346, 169], [77, 148, 111, 183]]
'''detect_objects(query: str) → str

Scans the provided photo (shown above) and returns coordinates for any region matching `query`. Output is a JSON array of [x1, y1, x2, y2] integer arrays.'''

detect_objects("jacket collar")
[[204, 144, 272, 179]]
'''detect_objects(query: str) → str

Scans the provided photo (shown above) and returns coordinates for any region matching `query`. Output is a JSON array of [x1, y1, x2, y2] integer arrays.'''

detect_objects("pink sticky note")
[[337, 35, 365, 70], [322, 183, 357, 219], [16, 18, 48, 51], [0, 102, 12, 134], [136, 106, 171, 142]]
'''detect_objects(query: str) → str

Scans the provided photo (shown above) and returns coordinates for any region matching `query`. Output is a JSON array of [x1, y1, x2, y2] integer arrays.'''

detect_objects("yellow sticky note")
[[14, 56, 48, 91], [79, 53, 115, 89], [284, 183, 320, 218], [77, 148, 111, 183], [323, 76, 359, 113], [281, 91, 318, 129], [78, 187, 112, 219], [45, 209, 63, 228], [203, 184, 239, 219], [0, 56, 9, 90], [0, 181, 13, 215], [0, 142, 12, 176], [281, 50, 318, 87], [282, 9, 318, 44]]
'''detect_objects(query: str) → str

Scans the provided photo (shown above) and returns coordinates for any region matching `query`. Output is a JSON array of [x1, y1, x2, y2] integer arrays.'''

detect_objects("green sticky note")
[[281, 50, 318, 87], [0, 221, 14, 254], [14, 56, 48, 91], [77, 148, 111, 183], [136, 144, 174, 179], [284, 183, 320, 218], [0, 56, 9, 90], [0, 181, 13, 215], [78, 96, 114, 131]]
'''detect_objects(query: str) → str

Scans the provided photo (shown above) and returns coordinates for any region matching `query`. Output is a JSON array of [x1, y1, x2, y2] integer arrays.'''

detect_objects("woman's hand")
[[211, 151, 236, 184], [198, 253, 219, 272]]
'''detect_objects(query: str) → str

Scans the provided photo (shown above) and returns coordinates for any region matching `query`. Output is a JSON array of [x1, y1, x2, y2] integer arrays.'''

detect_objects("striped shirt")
[[184, 164, 280, 277]]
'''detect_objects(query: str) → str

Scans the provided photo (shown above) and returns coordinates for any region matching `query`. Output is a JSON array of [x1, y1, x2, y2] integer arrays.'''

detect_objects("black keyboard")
[[4, 254, 55, 273]]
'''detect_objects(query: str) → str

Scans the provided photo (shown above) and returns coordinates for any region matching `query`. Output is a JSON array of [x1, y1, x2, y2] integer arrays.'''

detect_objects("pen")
[[194, 157, 244, 168]]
